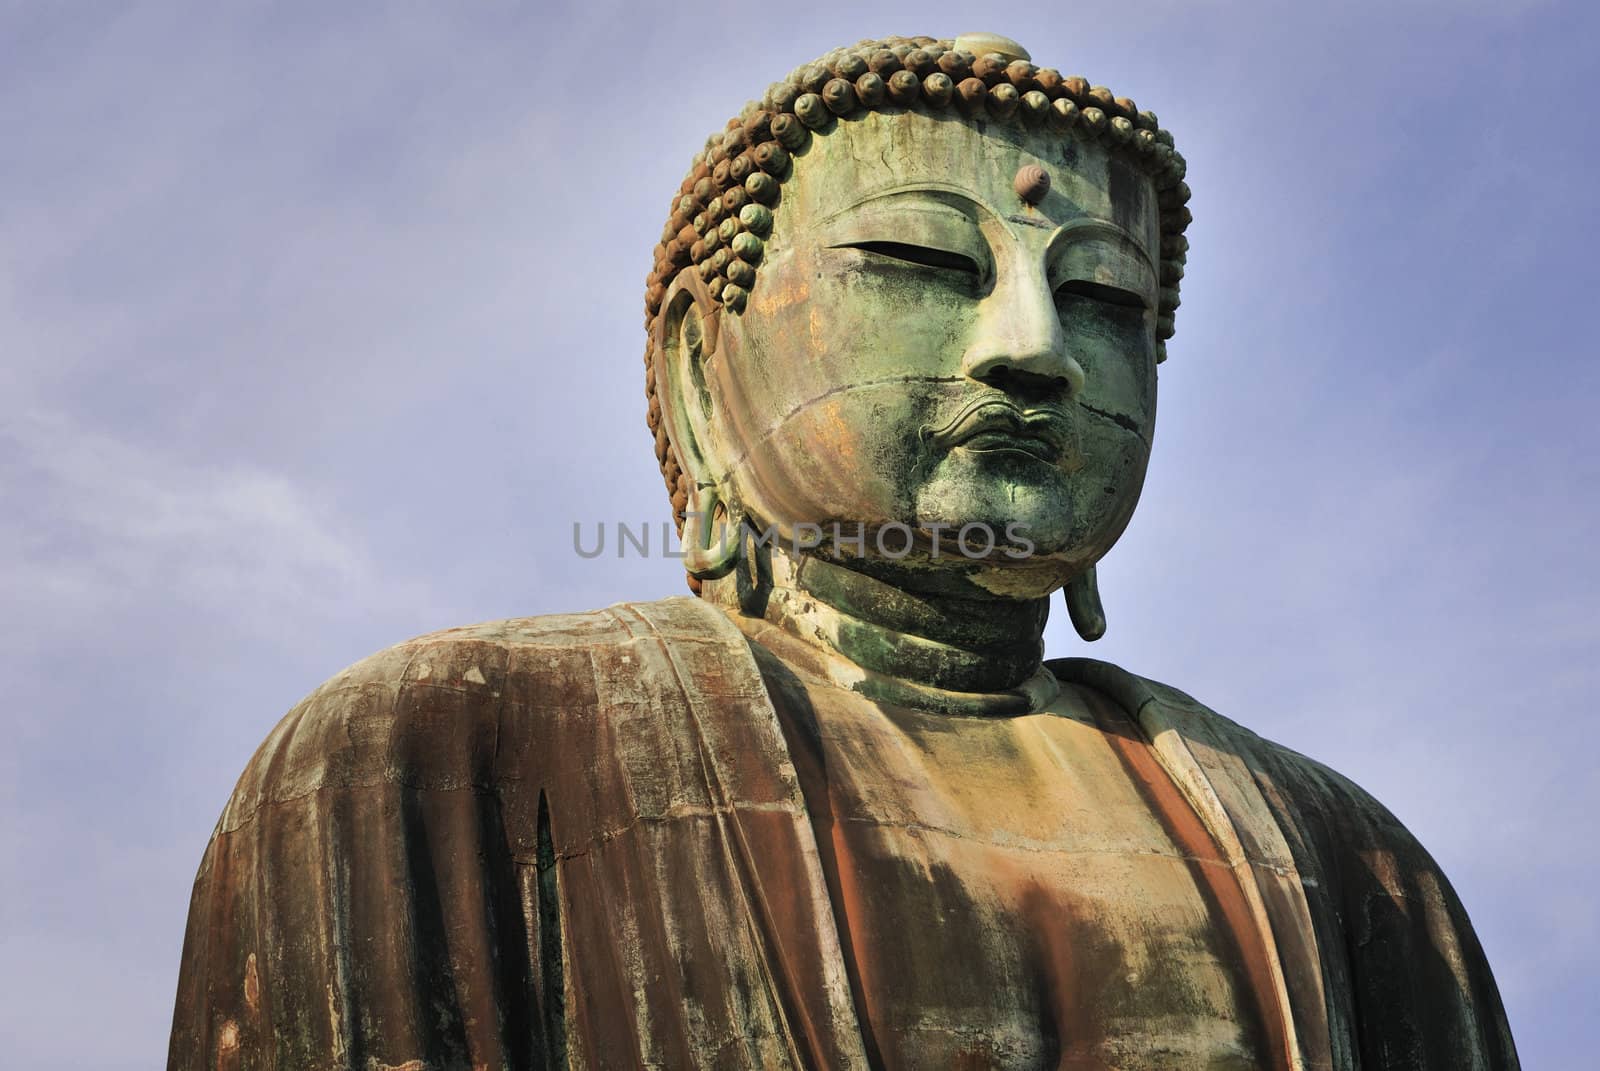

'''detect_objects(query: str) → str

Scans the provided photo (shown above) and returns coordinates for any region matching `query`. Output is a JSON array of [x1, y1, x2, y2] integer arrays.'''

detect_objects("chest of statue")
[[765, 671, 1275, 1070]]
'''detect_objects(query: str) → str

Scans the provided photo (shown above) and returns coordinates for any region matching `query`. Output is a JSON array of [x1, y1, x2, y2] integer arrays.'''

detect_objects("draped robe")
[[168, 597, 1518, 1069]]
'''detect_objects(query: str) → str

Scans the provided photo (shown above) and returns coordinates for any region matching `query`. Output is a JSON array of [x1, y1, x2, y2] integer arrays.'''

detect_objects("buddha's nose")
[[961, 266, 1086, 399]]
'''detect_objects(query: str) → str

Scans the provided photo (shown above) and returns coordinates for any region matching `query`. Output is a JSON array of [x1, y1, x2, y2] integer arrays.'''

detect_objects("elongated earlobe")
[[1065, 566, 1106, 641], [682, 482, 742, 581]]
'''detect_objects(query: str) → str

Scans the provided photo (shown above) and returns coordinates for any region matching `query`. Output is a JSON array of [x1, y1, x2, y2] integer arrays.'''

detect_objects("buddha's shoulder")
[[1054, 656, 1425, 845], [307, 594, 737, 701], [1061, 660, 1494, 978], [217, 597, 742, 829]]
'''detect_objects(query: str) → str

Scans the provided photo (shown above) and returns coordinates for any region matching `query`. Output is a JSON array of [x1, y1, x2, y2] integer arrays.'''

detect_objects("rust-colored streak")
[[1012, 876, 1100, 1068], [1088, 694, 1295, 1071], [214, 1019, 239, 1071], [242, 952, 259, 1016], [758, 644, 889, 1069]]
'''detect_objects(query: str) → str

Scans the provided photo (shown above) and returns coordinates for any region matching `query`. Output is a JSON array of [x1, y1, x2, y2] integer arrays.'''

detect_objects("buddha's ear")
[[655, 269, 741, 580], [652, 267, 724, 489]]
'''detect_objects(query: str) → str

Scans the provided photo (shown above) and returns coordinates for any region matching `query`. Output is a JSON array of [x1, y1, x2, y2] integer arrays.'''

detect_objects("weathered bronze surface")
[[169, 32, 1518, 1070]]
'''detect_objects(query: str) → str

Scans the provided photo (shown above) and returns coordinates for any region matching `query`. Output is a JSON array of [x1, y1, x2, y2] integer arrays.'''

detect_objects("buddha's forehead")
[[778, 110, 1159, 256]]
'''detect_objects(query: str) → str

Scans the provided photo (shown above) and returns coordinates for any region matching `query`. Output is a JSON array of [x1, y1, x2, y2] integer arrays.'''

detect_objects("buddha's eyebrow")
[[817, 185, 978, 228], [1046, 217, 1157, 273]]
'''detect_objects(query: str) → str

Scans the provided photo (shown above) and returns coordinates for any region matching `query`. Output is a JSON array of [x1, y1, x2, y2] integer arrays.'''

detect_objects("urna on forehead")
[[641, 31, 1192, 519]]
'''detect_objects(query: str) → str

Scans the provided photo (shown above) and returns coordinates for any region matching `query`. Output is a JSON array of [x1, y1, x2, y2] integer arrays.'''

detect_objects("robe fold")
[[168, 597, 1517, 1070]]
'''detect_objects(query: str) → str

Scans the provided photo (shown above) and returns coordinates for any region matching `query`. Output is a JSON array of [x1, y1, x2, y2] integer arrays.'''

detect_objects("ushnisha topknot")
[[643, 33, 1191, 554]]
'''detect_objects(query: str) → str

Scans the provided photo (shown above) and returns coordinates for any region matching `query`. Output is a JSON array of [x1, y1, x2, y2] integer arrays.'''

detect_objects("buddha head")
[[645, 33, 1190, 635]]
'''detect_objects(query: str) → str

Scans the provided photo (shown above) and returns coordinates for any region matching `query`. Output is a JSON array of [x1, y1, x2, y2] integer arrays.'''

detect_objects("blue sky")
[[2, 2, 1594, 1066]]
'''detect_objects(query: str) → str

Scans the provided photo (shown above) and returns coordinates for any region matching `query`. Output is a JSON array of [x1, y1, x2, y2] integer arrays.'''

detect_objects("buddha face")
[[686, 110, 1161, 599]]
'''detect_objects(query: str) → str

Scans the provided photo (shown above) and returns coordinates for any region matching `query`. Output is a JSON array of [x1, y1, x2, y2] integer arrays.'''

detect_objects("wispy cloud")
[[0, 409, 379, 633]]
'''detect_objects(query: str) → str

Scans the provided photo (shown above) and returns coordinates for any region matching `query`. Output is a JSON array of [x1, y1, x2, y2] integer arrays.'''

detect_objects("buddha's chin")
[[913, 459, 1079, 556]]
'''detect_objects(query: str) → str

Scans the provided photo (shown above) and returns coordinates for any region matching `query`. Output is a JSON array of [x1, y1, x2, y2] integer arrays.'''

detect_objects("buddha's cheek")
[[728, 381, 943, 531], [1063, 418, 1152, 563]]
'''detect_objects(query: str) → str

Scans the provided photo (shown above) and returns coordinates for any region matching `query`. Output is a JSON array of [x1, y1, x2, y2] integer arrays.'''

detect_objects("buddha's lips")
[[920, 398, 1076, 462]]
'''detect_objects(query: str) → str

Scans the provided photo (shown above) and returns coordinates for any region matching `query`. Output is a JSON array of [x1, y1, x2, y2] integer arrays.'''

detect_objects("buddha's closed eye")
[[1054, 278, 1148, 311], [837, 239, 983, 278]]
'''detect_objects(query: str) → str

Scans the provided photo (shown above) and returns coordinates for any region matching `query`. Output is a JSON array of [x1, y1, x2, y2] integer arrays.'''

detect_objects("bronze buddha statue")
[[169, 32, 1518, 1070]]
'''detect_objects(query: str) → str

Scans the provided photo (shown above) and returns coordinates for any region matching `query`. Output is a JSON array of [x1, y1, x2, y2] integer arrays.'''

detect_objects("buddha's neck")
[[706, 543, 1059, 716]]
